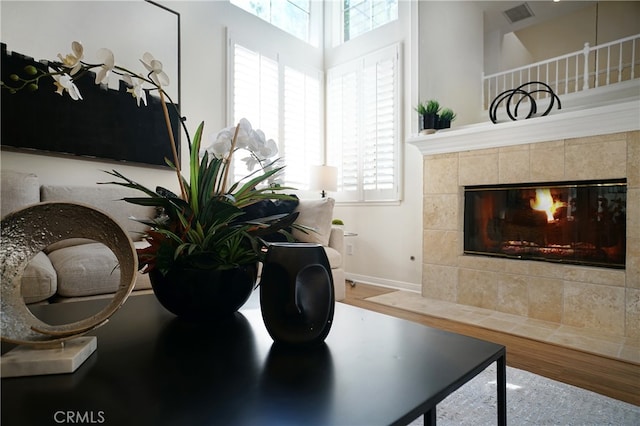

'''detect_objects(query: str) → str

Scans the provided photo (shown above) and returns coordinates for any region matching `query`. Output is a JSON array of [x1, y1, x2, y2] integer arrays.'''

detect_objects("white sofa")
[[1, 170, 345, 304]]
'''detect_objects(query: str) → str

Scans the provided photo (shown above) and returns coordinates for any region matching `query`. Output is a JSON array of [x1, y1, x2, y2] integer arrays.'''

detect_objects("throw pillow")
[[241, 195, 299, 221], [242, 195, 299, 242], [292, 198, 335, 246], [1, 171, 39, 218]]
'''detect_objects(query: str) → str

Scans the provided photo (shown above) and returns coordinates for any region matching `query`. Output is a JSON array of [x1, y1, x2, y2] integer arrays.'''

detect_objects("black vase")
[[149, 264, 257, 322], [259, 243, 335, 346]]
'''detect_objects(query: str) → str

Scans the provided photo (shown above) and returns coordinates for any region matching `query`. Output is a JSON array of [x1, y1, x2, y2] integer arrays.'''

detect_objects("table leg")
[[496, 353, 507, 426], [424, 408, 436, 426]]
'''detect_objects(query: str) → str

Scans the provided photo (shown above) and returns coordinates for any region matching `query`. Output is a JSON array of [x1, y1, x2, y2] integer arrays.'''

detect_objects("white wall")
[[418, 1, 485, 126], [498, 32, 534, 72], [486, 2, 640, 76], [323, 0, 423, 291]]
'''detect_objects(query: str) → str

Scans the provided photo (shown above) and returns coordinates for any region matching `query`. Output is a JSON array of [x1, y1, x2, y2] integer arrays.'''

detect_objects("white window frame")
[[228, 0, 323, 47], [342, 0, 399, 43], [326, 43, 402, 203]]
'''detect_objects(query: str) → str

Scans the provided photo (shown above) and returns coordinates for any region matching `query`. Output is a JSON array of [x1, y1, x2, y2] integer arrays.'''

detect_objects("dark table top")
[[2, 292, 505, 426]]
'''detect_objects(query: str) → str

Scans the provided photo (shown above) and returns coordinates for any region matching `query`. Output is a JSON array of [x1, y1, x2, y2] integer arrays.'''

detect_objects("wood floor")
[[341, 283, 640, 407]]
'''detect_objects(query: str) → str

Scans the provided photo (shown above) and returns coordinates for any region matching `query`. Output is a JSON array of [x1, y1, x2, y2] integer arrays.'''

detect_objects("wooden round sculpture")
[[1, 202, 137, 346]]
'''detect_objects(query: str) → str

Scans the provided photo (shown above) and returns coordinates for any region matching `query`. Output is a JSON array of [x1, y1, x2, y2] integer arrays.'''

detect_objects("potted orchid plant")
[[2, 41, 299, 320]]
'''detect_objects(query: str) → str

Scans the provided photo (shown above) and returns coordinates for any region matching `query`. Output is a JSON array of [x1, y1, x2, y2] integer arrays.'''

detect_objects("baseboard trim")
[[345, 273, 421, 293]]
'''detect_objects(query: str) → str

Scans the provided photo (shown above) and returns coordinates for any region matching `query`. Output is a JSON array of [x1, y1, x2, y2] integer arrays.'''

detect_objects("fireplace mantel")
[[408, 99, 639, 156]]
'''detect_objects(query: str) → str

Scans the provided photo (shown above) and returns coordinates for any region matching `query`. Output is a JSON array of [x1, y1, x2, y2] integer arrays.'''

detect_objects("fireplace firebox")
[[464, 179, 626, 269]]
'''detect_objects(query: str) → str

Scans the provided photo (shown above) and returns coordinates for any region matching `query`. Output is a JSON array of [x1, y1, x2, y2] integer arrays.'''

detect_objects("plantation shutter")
[[327, 43, 400, 202], [231, 43, 279, 184], [362, 51, 396, 195], [327, 67, 359, 197], [229, 40, 323, 190], [283, 66, 322, 190]]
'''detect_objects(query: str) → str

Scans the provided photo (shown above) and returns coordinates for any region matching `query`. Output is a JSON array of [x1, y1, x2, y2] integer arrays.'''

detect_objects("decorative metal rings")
[[489, 81, 561, 124]]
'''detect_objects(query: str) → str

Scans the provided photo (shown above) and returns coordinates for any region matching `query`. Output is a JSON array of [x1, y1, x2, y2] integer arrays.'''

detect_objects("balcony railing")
[[482, 34, 640, 110]]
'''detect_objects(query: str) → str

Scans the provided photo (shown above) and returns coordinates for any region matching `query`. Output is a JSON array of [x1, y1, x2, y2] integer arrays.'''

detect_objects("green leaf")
[[189, 121, 206, 212], [100, 169, 158, 198]]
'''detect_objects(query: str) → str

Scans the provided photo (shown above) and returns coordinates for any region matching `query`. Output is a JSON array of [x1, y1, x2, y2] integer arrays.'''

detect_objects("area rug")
[[408, 363, 640, 426]]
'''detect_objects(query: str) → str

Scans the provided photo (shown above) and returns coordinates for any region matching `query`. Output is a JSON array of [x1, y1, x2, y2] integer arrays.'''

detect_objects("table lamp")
[[310, 165, 337, 198]]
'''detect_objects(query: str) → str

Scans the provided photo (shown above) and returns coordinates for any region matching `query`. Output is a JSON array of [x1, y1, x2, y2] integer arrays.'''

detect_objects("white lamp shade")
[[310, 165, 338, 193]]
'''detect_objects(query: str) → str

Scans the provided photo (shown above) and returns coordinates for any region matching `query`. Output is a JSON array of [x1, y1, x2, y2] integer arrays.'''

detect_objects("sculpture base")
[[1, 336, 97, 378]]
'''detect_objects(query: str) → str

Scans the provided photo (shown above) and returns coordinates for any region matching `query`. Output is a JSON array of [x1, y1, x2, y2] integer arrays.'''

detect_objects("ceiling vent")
[[503, 2, 535, 24]]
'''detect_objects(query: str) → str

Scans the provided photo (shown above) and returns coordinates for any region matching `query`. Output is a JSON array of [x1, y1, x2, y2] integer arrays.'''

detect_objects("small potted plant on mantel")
[[438, 107, 456, 129], [415, 99, 440, 134]]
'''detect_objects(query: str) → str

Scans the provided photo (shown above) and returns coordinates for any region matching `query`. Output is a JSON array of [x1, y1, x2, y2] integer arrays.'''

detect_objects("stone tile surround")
[[422, 131, 639, 340]]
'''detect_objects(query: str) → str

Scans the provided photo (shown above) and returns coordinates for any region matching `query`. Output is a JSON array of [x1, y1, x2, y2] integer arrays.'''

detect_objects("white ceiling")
[[480, 1, 597, 34]]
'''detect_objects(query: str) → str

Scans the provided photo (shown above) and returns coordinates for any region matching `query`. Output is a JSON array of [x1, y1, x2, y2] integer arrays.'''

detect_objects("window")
[[282, 66, 322, 189], [326, 43, 401, 202], [229, 39, 323, 190], [230, 0, 310, 43], [343, 0, 398, 42]]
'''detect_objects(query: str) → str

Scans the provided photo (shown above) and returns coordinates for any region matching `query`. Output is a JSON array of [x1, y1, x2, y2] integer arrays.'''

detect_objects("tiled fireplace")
[[414, 120, 639, 340]]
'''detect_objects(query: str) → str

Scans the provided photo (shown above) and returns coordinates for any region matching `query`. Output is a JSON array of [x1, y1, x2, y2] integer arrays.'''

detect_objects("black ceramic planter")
[[438, 118, 451, 129], [259, 243, 335, 346], [149, 264, 257, 322], [422, 112, 438, 130]]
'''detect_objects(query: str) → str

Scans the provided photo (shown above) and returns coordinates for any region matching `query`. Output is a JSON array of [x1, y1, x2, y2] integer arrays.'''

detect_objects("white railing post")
[[632, 38, 636, 79], [582, 42, 590, 90], [618, 41, 623, 82]]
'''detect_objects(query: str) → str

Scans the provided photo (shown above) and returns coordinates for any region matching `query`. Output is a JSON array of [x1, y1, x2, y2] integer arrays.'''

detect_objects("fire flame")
[[530, 189, 567, 222]]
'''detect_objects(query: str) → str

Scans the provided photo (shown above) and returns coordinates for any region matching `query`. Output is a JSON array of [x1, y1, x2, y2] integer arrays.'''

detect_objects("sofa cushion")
[[48, 241, 152, 297], [44, 238, 95, 254], [21, 252, 58, 304], [292, 198, 335, 246], [40, 185, 156, 241], [324, 246, 342, 270], [1, 171, 40, 218], [48, 242, 123, 297]]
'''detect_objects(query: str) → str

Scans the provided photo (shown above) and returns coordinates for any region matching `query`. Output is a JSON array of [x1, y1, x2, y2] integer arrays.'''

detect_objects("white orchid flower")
[[140, 52, 170, 87], [247, 128, 265, 153], [233, 118, 254, 150], [123, 75, 147, 107], [205, 119, 278, 168], [94, 48, 115, 85], [206, 128, 234, 158], [261, 138, 278, 159], [57, 41, 84, 75], [50, 67, 82, 100], [242, 156, 260, 171]]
